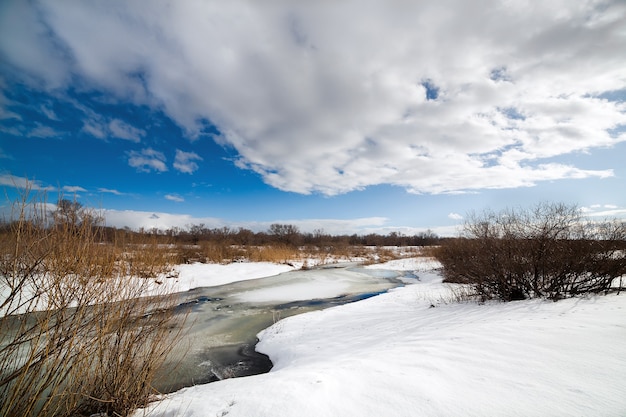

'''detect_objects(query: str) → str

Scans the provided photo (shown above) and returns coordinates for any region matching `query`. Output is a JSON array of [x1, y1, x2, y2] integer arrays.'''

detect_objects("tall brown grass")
[[0, 189, 184, 417], [168, 243, 412, 266]]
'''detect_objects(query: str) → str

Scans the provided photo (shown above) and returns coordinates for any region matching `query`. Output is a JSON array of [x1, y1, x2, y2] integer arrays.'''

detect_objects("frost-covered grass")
[[136, 258, 626, 417]]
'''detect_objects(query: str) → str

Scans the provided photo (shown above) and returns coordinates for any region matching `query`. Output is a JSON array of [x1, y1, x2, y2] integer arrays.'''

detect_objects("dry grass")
[[0, 189, 184, 417], [247, 245, 301, 264]]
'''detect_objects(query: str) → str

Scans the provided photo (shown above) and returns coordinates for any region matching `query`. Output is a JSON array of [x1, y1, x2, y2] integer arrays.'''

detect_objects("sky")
[[1, 0, 625, 236]]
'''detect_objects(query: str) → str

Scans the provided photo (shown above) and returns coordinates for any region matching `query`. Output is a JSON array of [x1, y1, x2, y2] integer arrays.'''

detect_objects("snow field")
[[138, 258, 626, 417]]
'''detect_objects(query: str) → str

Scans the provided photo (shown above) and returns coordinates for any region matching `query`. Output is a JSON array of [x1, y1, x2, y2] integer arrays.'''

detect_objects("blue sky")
[[1, 0, 625, 235]]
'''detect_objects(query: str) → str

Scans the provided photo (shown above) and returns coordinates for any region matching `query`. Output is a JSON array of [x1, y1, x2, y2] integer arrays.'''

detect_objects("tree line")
[[1, 199, 441, 248], [155, 223, 441, 247]]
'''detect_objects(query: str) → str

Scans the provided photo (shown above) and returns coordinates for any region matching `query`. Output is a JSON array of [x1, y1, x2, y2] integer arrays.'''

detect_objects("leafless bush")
[[0, 188, 183, 417], [435, 203, 626, 301]]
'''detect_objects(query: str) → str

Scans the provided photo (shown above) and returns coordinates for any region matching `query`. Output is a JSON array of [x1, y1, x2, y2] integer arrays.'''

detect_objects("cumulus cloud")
[[448, 213, 463, 221], [174, 150, 203, 174], [2, 0, 625, 195], [101, 208, 396, 235], [103, 210, 210, 230], [127, 148, 167, 173]]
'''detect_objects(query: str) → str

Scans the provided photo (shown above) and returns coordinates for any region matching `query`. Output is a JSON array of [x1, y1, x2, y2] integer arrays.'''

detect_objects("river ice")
[[155, 262, 410, 392]]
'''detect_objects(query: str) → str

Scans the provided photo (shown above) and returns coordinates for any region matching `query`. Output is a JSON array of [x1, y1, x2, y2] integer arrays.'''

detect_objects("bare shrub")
[[0, 188, 183, 417], [436, 203, 626, 301], [123, 239, 176, 279]]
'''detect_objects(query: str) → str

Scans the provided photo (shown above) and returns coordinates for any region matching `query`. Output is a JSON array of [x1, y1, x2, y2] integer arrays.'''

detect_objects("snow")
[[363, 256, 441, 272], [0, 262, 295, 316], [167, 262, 296, 292], [232, 267, 395, 303], [136, 258, 626, 417]]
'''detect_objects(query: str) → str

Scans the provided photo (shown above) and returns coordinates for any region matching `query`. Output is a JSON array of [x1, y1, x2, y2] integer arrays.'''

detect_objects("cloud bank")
[[102, 208, 399, 236], [1, 0, 624, 195]]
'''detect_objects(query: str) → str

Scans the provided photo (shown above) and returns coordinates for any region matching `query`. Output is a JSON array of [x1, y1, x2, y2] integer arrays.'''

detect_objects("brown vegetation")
[[435, 203, 626, 301], [0, 190, 184, 417]]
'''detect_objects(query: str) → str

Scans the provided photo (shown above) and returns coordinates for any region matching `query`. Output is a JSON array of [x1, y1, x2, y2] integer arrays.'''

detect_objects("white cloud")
[[2, 0, 625, 195], [0, 176, 85, 194], [0, 174, 87, 194], [108, 118, 145, 142], [165, 194, 184, 202], [101, 208, 401, 235], [580, 205, 626, 218], [82, 120, 107, 139], [80, 111, 144, 142], [0, 0, 70, 89], [97, 187, 124, 195], [448, 213, 463, 221], [0, 89, 21, 121], [173, 150, 203, 174], [127, 148, 168, 173], [103, 209, 223, 231], [40, 104, 58, 120], [0, 174, 54, 191], [62, 185, 87, 193], [26, 123, 59, 138]]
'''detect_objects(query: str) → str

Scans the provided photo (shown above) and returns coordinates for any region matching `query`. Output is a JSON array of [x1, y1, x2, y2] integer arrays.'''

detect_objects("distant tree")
[[268, 224, 301, 246], [54, 199, 83, 225], [412, 229, 439, 246], [233, 227, 255, 245], [186, 223, 206, 244], [53, 198, 102, 229]]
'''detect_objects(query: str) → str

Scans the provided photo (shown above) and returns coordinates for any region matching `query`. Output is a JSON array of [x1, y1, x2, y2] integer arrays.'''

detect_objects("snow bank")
[[1, 261, 296, 316], [138, 259, 626, 417], [363, 256, 441, 272], [232, 267, 396, 304], [166, 262, 296, 292]]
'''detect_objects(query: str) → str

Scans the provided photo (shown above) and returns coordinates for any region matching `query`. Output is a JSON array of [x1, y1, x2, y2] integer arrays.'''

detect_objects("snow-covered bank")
[[1, 262, 296, 316], [168, 262, 297, 292], [137, 259, 626, 417]]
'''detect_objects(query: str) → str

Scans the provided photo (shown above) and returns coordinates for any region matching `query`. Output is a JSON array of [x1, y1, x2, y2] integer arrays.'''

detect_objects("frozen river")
[[156, 263, 413, 393]]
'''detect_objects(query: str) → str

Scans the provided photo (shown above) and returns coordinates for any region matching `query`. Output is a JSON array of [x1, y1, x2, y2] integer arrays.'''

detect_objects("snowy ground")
[[0, 262, 296, 316], [135, 258, 626, 417], [167, 261, 297, 292]]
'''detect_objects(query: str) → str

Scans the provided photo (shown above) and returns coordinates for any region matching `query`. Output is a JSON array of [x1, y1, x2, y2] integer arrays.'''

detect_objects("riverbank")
[[135, 258, 626, 416], [154, 260, 410, 392]]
